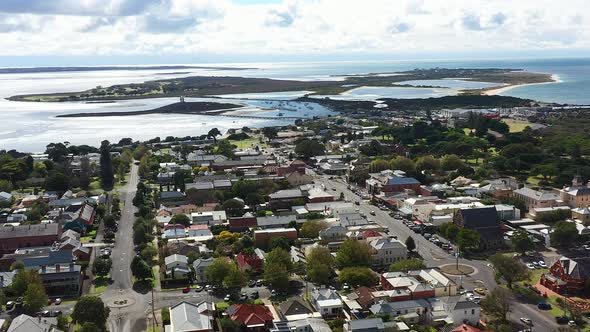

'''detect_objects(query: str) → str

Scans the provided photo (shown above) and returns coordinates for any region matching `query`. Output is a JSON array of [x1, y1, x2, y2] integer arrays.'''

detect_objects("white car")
[[538, 261, 547, 268], [520, 317, 532, 325], [526, 263, 535, 270]]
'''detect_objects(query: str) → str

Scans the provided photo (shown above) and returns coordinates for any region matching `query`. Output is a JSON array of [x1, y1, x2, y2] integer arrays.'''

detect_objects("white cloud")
[[0, 0, 587, 57]]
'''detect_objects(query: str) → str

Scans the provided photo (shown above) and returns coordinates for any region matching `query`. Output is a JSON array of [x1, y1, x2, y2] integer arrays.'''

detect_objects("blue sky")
[[0, 0, 587, 66]]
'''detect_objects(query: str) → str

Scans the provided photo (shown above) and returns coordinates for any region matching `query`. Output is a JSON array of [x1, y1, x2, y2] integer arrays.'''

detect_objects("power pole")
[[151, 286, 157, 330]]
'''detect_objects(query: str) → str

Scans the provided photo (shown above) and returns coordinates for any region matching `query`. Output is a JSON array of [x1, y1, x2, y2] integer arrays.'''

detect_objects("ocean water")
[[1, 57, 589, 151]]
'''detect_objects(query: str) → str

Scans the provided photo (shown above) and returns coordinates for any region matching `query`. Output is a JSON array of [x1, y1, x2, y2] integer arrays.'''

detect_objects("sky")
[[0, 0, 588, 66]]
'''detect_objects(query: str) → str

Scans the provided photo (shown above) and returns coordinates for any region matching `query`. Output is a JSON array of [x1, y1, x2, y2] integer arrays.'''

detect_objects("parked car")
[[248, 280, 257, 287], [526, 263, 535, 270], [520, 317, 532, 325], [538, 261, 547, 268], [54, 298, 62, 305], [537, 302, 552, 310], [224, 294, 231, 301], [256, 279, 264, 287], [194, 286, 203, 292], [182, 287, 191, 294], [370, 211, 376, 216], [556, 316, 570, 324], [239, 292, 248, 301], [250, 291, 259, 299], [474, 287, 486, 295]]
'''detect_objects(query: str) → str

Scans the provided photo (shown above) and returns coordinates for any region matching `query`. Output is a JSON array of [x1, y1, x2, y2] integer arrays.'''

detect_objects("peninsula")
[[55, 101, 243, 118]]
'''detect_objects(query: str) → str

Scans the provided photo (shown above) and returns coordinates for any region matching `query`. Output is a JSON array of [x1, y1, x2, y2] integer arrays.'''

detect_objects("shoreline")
[[484, 74, 561, 96]]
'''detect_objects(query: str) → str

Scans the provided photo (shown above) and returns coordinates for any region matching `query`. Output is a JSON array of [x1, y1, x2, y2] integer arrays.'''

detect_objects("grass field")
[[503, 119, 531, 133], [229, 137, 267, 149]]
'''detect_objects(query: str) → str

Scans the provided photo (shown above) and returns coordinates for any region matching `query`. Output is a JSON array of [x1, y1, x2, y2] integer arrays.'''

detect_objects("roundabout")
[[439, 263, 476, 275]]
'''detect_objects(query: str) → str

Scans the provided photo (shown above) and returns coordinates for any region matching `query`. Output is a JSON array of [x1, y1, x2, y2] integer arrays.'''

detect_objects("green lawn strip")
[[90, 275, 111, 295]]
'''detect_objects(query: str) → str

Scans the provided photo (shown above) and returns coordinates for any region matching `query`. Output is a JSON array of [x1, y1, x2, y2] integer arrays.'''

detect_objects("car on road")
[[355, 201, 360, 205], [474, 287, 486, 295], [537, 302, 552, 310], [568, 321, 577, 327], [194, 286, 203, 292], [51, 310, 62, 317], [182, 287, 191, 293], [520, 317, 532, 325], [370, 210, 376, 216]]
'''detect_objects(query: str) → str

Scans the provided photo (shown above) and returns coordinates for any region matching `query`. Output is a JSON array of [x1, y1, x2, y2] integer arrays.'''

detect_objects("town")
[[2, 104, 590, 332]]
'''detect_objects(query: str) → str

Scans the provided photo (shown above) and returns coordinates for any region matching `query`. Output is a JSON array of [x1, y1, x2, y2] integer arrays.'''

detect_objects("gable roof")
[[236, 253, 264, 271], [279, 297, 314, 317], [227, 304, 273, 327], [170, 301, 213, 332], [7, 314, 60, 332], [556, 256, 590, 279]]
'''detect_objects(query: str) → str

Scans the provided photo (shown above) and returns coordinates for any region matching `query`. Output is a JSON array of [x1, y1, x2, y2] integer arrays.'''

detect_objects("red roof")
[[236, 253, 264, 271], [360, 230, 382, 239], [164, 224, 185, 230], [451, 324, 492, 332], [189, 224, 209, 230], [227, 304, 273, 327]]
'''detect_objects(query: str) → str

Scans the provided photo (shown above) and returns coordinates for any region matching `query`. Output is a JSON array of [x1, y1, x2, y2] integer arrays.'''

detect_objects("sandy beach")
[[484, 74, 561, 96]]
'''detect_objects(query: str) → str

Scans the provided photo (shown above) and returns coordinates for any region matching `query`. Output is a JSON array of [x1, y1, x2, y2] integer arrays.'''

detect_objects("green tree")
[[130, 256, 152, 280], [80, 322, 101, 332], [551, 221, 579, 247], [269, 236, 291, 251], [439, 222, 460, 242], [266, 248, 293, 271], [457, 228, 480, 251], [405, 236, 416, 252], [336, 239, 372, 268], [223, 266, 247, 289], [511, 230, 534, 255], [12, 269, 42, 295], [99, 140, 114, 189], [23, 283, 47, 314], [389, 258, 426, 272], [295, 139, 325, 160], [300, 220, 328, 238], [170, 214, 191, 227], [222, 199, 245, 217], [72, 296, 110, 330], [416, 155, 440, 173], [57, 315, 70, 331], [133, 225, 153, 246], [264, 261, 289, 293], [205, 258, 235, 287], [489, 253, 530, 289], [338, 267, 379, 287], [79, 157, 91, 190], [102, 214, 117, 229], [306, 247, 335, 285], [481, 287, 512, 322], [45, 171, 70, 192], [207, 128, 222, 142], [389, 156, 415, 174], [441, 154, 465, 171], [92, 258, 112, 277]]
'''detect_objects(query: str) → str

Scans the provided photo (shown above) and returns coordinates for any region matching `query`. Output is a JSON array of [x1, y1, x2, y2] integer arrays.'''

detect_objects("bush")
[[161, 307, 170, 325]]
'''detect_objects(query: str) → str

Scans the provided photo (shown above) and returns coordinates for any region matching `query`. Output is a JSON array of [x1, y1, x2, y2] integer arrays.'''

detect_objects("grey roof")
[[312, 288, 339, 301], [23, 250, 75, 268], [0, 270, 16, 288], [346, 318, 385, 331], [370, 238, 406, 251], [441, 295, 480, 310], [193, 257, 214, 269], [513, 187, 559, 201], [370, 299, 429, 315], [48, 197, 96, 208], [7, 314, 61, 332], [0, 223, 59, 239], [0, 191, 12, 201], [269, 189, 304, 200], [165, 254, 188, 266], [457, 207, 500, 229], [169, 301, 213, 331], [160, 191, 186, 199]]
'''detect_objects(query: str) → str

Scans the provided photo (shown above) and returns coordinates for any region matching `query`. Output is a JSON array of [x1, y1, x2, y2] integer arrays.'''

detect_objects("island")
[[55, 101, 243, 118], [8, 68, 555, 102]]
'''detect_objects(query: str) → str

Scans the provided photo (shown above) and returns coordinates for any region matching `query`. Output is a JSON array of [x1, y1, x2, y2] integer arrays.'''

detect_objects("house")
[[52, 237, 91, 261], [306, 187, 335, 204], [279, 297, 315, 320], [540, 256, 590, 294], [61, 204, 96, 234], [343, 318, 385, 332], [277, 160, 307, 176], [338, 212, 368, 227], [229, 213, 258, 232], [319, 225, 347, 241], [269, 189, 305, 210], [165, 254, 190, 278], [453, 207, 504, 250], [0, 223, 60, 255], [559, 175, 590, 208], [7, 314, 61, 332], [494, 204, 521, 221], [573, 207, 590, 224], [0, 191, 12, 203], [193, 257, 214, 284], [187, 225, 213, 238], [160, 191, 187, 207], [166, 301, 215, 332], [369, 299, 429, 323], [271, 318, 332, 332], [379, 272, 435, 300], [190, 211, 227, 225], [164, 224, 186, 239], [236, 253, 264, 272], [38, 263, 82, 297], [256, 215, 297, 229], [227, 304, 274, 331], [254, 228, 298, 249], [512, 187, 561, 211], [0, 270, 16, 288], [311, 288, 343, 317], [438, 295, 481, 326], [407, 269, 457, 297], [366, 170, 421, 195], [369, 237, 407, 267], [318, 160, 349, 175]]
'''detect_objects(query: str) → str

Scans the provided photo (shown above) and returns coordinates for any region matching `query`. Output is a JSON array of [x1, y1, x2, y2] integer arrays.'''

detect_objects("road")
[[316, 175, 558, 330]]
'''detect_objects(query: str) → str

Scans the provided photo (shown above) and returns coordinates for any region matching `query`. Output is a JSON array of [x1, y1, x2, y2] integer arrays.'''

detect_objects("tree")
[[389, 258, 426, 272], [336, 239, 372, 268], [300, 220, 328, 239], [130, 256, 152, 280], [295, 139, 325, 160], [216, 231, 239, 244], [405, 236, 416, 252], [511, 230, 534, 255], [389, 156, 415, 174], [441, 154, 465, 171], [269, 236, 291, 251], [489, 253, 530, 289], [72, 296, 110, 330], [339, 267, 379, 287], [481, 287, 512, 322], [224, 266, 247, 289], [103, 214, 117, 229], [306, 247, 335, 284], [170, 214, 191, 227], [264, 261, 289, 293], [23, 283, 47, 314], [45, 142, 68, 162], [457, 228, 480, 251], [79, 157, 91, 190], [207, 128, 222, 142], [80, 322, 101, 332], [92, 258, 112, 277], [45, 171, 70, 192], [206, 258, 235, 287], [99, 140, 114, 189], [551, 221, 579, 247], [133, 225, 153, 246], [266, 248, 293, 271], [416, 156, 440, 173], [222, 199, 245, 217], [12, 269, 42, 295]]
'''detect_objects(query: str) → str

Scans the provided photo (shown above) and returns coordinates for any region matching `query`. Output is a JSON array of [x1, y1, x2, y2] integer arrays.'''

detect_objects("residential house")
[[164, 224, 186, 239], [187, 225, 213, 238], [279, 297, 316, 320], [277, 160, 307, 177], [573, 207, 590, 224], [256, 215, 297, 229], [451, 324, 492, 332], [319, 225, 347, 241], [311, 288, 343, 317], [190, 211, 227, 225], [227, 304, 274, 331], [0, 191, 12, 203], [379, 272, 435, 300], [343, 318, 385, 332], [453, 207, 504, 250], [193, 257, 214, 284], [541, 256, 590, 294], [7, 314, 61, 332], [306, 187, 335, 204], [61, 204, 96, 234], [369, 237, 407, 267], [228, 213, 258, 232], [236, 253, 264, 272], [366, 170, 421, 195], [559, 175, 590, 208], [166, 301, 215, 332], [160, 191, 187, 207], [407, 269, 457, 297], [439, 295, 481, 327], [369, 299, 429, 324], [269, 189, 305, 210], [165, 254, 190, 278]]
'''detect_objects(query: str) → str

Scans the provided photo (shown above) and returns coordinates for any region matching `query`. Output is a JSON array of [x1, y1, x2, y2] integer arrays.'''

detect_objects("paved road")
[[316, 175, 559, 330]]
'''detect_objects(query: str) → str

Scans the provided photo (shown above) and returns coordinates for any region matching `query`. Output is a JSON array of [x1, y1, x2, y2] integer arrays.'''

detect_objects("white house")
[[193, 257, 214, 284], [369, 237, 407, 267], [6, 314, 59, 332], [0, 191, 12, 203], [166, 301, 214, 332], [319, 225, 347, 240], [164, 254, 190, 278], [311, 288, 343, 317]]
